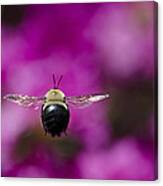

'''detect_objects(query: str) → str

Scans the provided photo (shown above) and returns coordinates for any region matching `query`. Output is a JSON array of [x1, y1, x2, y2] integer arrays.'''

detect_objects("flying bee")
[[3, 74, 110, 137]]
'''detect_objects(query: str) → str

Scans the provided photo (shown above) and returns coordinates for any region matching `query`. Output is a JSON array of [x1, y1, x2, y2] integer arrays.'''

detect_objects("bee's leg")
[[44, 131, 47, 136], [42, 122, 48, 136], [51, 133, 56, 138], [56, 132, 61, 137], [64, 130, 67, 136]]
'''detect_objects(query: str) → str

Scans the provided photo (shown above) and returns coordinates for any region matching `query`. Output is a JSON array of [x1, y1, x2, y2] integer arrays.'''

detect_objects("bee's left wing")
[[3, 94, 45, 110], [65, 93, 109, 108]]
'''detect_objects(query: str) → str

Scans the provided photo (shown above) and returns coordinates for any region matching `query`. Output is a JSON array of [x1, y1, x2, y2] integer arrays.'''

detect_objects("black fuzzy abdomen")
[[41, 104, 69, 137]]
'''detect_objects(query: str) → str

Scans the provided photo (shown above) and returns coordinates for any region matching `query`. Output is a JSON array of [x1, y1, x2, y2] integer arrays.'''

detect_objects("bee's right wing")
[[3, 94, 46, 110], [65, 93, 109, 108]]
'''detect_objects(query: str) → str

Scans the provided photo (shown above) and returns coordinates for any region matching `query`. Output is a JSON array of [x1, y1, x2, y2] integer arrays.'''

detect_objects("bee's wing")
[[3, 94, 45, 110], [65, 93, 109, 108]]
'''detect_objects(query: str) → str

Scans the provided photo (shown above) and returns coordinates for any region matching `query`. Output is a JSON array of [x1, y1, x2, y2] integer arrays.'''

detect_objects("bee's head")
[[45, 74, 65, 101], [45, 89, 65, 101]]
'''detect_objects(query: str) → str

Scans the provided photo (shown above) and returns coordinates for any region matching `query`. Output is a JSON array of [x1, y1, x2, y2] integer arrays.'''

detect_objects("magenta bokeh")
[[1, 2, 157, 180]]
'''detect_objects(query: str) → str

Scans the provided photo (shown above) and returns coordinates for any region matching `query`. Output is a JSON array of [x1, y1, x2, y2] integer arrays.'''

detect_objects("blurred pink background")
[[1, 2, 157, 180]]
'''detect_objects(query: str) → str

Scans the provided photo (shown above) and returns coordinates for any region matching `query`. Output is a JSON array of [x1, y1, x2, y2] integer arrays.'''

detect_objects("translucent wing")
[[65, 93, 109, 108], [3, 94, 45, 110]]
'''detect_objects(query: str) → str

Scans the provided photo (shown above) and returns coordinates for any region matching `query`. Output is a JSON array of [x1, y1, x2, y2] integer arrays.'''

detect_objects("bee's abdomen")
[[41, 104, 69, 137]]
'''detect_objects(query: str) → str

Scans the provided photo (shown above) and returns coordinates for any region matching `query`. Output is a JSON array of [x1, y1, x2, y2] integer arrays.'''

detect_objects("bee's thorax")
[[45, 89, 65, 102], [44, 89, 67, 109]]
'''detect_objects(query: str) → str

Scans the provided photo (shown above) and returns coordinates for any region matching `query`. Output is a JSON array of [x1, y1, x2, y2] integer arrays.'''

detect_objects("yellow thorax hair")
[[45, 89, 65, 102]]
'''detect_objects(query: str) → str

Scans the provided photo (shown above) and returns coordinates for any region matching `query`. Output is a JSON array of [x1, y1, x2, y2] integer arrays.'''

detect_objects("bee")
[[3, 74, 109, 137]]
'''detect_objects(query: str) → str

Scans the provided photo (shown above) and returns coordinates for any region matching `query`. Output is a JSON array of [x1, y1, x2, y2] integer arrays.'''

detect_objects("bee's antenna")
[[53, 74, 56, 89], [57, 75, 63, 88]]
